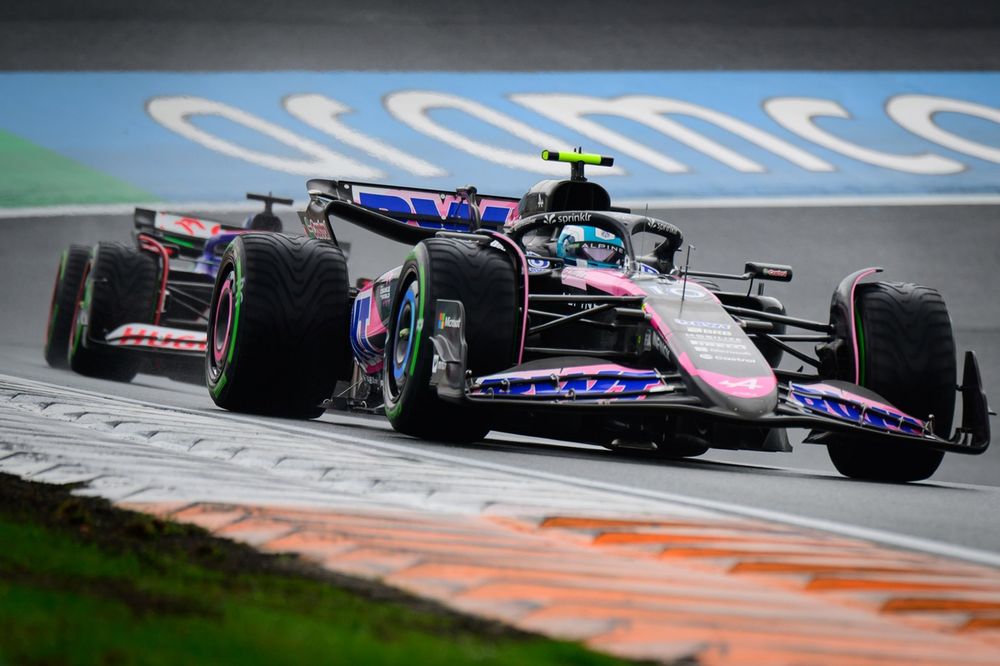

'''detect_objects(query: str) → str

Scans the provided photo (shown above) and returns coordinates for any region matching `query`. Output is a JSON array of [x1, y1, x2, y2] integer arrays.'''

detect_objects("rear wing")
[[132, 209, 241, 257], [134, 209, 241, 239], [133, 192, 292, 255], [302, 179, 520, 245]]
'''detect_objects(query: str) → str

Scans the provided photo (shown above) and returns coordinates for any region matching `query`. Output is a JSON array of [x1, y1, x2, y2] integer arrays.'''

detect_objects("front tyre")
[[44, 244, 91, 368], [382, 238, 518, 443], [206, 234, 350, 419], [827, 282, 955, 482]]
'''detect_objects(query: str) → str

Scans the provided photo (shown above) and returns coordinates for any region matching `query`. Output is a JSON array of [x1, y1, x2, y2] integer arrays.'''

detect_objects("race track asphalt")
[[1, 0, 998, 561]]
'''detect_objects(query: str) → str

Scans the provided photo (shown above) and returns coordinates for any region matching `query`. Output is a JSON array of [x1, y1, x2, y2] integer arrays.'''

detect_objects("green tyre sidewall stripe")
[[409, 255, 427, 376], [385, 248, 423, 421], [210, 243, 242, 400]]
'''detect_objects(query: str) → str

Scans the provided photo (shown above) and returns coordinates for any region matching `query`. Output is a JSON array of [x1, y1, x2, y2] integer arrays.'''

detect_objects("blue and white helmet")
[[556, 225, 626, 268]]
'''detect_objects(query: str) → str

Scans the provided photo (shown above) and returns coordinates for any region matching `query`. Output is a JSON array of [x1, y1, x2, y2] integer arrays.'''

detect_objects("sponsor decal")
[[719, 377, 762, 389], [350, 294, 383, 364], [475, 368, 666, 401], [438, 312, 461, 330], [668, 285, 705, 298], [156, 213, 223, 239], [699, 354, 757, 364], [763, 268, 789, 278], [637, 263, 659, 274], [107, 324, 207, 351], [355, 186, 517, 225], [301, 216, 332, 240], [640, 218, 680, 235], [788, 382, 924, 435], [526, 254, 551, 273], [675, 318, 731, 330], [543, 212, 592, 224]]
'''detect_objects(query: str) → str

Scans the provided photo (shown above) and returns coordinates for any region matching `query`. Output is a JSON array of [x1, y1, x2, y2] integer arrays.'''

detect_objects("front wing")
[[428, 300, 990, 456]]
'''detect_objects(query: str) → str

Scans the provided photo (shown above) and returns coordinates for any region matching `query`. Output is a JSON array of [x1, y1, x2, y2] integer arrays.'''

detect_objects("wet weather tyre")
[[68, 242, 159, 382], [44, 244, 91, 368], [827, 282, 955, 482], [206, 234, 350, 419], [383, 238, 518, 443]]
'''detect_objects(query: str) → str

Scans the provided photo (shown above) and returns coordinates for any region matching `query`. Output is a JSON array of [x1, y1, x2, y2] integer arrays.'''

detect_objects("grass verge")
[[0, 473, 631, 665], [0, 129, 153, 208]]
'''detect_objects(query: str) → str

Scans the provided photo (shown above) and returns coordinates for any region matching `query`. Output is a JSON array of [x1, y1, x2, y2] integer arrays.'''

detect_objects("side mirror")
[[745, 262, 793, 282]]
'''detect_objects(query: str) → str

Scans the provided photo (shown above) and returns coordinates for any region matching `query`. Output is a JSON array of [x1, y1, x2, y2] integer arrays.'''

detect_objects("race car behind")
[[44, 193, 292, 382]]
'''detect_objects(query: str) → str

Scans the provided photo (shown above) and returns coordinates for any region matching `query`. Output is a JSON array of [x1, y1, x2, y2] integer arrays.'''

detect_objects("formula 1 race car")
[[204, 151, 991, 482], [44, 193, 292, 382]]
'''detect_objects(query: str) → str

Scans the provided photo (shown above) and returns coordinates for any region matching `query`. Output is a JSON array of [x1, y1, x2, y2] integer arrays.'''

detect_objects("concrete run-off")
[[2, 374, 999, 665]]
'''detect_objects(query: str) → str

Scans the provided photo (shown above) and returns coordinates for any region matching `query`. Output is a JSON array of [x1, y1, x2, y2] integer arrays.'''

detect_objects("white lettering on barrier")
[[143, 91, 1000, 182], [383, 90, 624, 176], [283, 94, 446, 177], [887, 94, 1000, 165], [764, 97, 964, 174], [146, 96, 382, 178], [511, 93, 834, 173]]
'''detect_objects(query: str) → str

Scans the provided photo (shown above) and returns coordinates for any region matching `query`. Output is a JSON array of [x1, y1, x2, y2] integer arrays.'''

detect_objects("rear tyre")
[[44, 244, 91, 368], [206, 234, 350, 419], [383, 238, 518, 443], [827, 282, 955, 482], [68, 242, 159, 382]]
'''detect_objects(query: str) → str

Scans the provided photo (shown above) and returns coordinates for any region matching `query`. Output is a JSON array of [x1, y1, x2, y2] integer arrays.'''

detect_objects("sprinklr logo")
[[438, 312, 462, 330], [543, 212, 592, 224]]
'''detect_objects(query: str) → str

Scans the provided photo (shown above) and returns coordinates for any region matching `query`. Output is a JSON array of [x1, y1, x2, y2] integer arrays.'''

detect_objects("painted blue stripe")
[[1, 71, 998, 203]]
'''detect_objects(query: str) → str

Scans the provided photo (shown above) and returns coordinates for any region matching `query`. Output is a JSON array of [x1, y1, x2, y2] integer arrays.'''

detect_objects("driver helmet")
[[243, 212, 283, 232], [556, 225, 625, 268]]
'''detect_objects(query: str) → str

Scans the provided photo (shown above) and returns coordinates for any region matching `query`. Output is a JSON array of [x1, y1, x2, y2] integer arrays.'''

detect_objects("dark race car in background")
[[44, 193, 292, 383], [204, 152, 991, 483]]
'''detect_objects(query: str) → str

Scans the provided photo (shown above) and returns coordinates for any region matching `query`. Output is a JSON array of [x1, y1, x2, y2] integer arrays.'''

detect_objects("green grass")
[[0, 476, 627, 666], [0, 128, 154, 207]]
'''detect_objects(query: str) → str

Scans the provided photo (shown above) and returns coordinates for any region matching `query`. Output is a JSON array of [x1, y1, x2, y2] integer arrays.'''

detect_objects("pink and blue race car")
[[204, 151, 991, 482]]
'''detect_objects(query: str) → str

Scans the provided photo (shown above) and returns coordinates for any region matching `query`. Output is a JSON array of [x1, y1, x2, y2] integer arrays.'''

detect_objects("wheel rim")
[[212, 273, 235, 365], [209, 268, 236, 377], [388, 278, 419, 398]]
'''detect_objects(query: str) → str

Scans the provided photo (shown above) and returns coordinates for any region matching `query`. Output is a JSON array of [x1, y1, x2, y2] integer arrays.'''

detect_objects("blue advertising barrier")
[[1, 71, 998, 205]]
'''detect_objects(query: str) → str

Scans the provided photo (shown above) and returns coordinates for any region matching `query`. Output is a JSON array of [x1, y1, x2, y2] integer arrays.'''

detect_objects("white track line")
[[5, 372, 999, 568], [2, 193, 1000, 220]]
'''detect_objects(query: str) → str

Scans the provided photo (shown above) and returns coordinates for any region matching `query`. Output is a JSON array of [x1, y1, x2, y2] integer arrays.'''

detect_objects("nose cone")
[[642, 277, 779, 418]]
